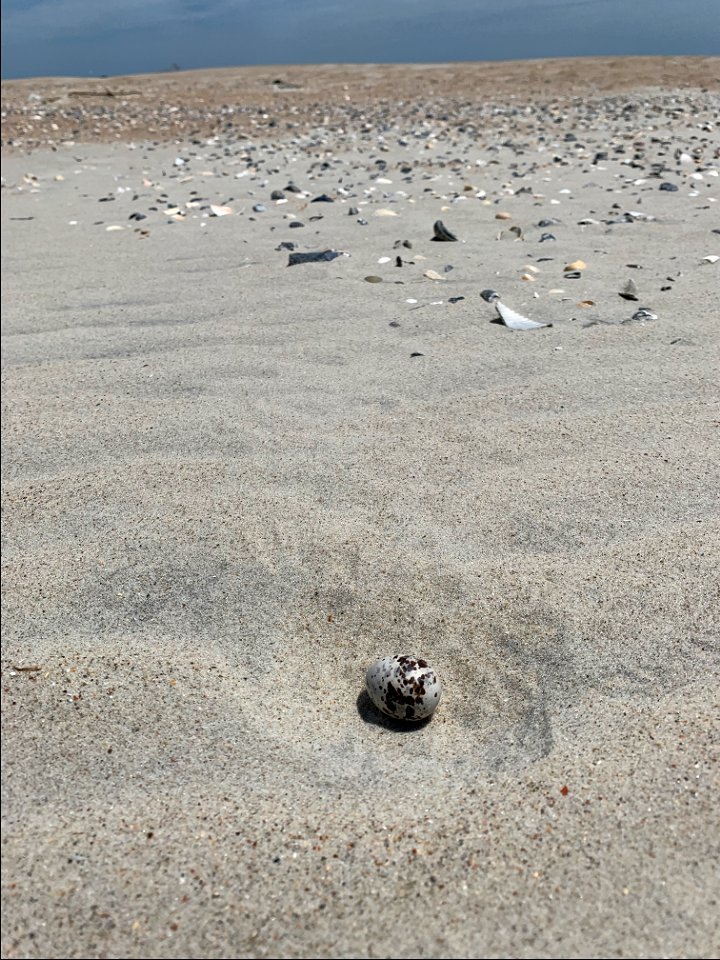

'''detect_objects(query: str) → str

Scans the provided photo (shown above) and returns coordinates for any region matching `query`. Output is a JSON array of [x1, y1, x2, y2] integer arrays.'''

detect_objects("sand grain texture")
[[2, 58, 720, 959]]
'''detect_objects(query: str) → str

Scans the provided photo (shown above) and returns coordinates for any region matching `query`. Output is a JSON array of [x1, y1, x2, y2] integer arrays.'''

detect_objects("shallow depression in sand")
[[237, 546, 715, 792]]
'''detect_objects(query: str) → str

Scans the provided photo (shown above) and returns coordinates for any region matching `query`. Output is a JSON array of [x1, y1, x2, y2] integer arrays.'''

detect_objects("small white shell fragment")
[[377, 256, 392, 264], [210, 204, 232, 217], [495, 301, 552, 330], [702, 255, 719, 263], [366, 655, 442, 722]]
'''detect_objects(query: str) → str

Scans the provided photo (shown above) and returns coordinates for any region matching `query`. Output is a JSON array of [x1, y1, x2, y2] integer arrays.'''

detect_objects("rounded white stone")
[[365, 655, 442, 722]]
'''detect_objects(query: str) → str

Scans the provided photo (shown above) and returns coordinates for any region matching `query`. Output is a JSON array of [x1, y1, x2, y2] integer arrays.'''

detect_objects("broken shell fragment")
[[564, 260, 587, 272], [495, 301, 552, 330], [628, 308, 658, 322], [365, 655, 442, 722], [287, 250, 344, 266], [432, 220, 458, 241], [619, 279, 639, 301]]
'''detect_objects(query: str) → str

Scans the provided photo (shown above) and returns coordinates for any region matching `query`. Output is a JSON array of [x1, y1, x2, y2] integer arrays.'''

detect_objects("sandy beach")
[[2, 58, 719, 959]]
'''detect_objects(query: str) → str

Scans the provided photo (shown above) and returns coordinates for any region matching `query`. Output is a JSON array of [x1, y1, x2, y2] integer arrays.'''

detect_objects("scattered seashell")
[[105, 225, 124, 232], [375, 208, 399, 217], [423, 269, 446, 281], [579, 300, 596, 307], [627, 308, 658, 323], [495, 301, 552, 330], [432, 220, 458, 241], [520, 273, 536, 281], [619, 279, 639, 301], [377, 256, 392, 264], [287, 250, 343, 266], [564, 260, 587, 272], [495, 211, 512, 220], [481, 289, 500, 303], [210, 204, 232, 217], [499, 225, 523, 241], [365, 656, 442, 722], [364, 276, 383, 283], [702, 255, 719, 263]]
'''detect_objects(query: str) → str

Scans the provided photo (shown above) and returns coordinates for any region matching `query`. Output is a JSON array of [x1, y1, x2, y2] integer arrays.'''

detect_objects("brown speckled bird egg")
[[365, 655, 442, 722]]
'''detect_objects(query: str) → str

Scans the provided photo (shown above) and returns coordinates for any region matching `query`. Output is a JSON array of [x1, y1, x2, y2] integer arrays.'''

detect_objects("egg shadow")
[[356, 689, 432, 732]]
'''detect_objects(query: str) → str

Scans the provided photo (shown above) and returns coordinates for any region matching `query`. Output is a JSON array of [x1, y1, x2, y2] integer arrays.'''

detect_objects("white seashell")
[[365, 655, 442, 722], [495, 301, 552, 330]]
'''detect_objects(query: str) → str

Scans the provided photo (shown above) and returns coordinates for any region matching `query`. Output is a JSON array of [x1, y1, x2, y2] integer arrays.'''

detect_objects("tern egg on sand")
[[365, 655, 442, 722]]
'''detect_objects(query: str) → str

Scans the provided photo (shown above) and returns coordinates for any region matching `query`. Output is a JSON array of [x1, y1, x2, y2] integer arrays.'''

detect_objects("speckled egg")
[[365, 655, 442, 722]]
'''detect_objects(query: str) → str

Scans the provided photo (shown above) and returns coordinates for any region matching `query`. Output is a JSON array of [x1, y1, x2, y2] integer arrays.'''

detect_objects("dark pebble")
[[659, 182, 679, 192]]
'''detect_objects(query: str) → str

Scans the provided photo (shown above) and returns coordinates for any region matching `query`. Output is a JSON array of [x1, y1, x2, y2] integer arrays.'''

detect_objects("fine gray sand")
[[2, 59, 720, 959]]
